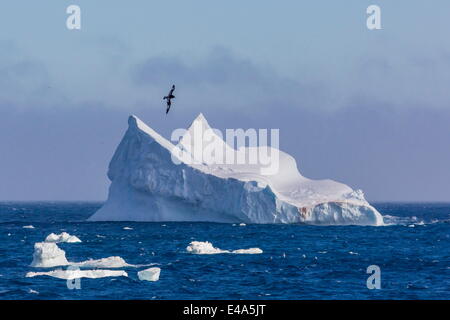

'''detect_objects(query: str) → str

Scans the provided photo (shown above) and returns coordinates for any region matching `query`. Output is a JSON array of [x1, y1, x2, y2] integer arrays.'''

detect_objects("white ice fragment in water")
[[123, 227, 133, 230], [31, 242, 135, 268], [186, 241, 228, 254], [89, 115, 384, 226], [186, 241, 262, 255], [232, 248, 263, 254], [23, 225, 35, 229], [239, 223, 246, 227], [45, 232, 81, 243], [73, 256, 134, 268], [26, 269, 128, 280], [137, 267, 161, 282], [28, 289, 39, 294], [30, 242, 69, 267]]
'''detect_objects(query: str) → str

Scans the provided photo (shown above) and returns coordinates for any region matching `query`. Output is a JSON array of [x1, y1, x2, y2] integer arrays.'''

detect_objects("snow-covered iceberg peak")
[[89, 114, 383, 225]]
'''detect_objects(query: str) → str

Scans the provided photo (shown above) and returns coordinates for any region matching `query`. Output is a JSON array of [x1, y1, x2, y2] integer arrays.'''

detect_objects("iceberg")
[[89, 114, 383, 225], [232, 248, 263, 254]]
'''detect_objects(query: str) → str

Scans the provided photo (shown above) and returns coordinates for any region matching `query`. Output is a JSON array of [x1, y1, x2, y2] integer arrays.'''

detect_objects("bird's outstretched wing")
[[164, 85, 175, 114]]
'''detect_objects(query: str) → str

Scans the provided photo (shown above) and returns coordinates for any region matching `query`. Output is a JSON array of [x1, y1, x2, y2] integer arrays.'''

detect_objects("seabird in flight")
[[163, 85, 176, 114]]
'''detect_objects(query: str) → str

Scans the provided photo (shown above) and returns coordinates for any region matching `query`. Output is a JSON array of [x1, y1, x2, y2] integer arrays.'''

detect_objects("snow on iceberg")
[[26, 269, 128, 280], [89, 114, 383, 226], [186, 241, 263, 255], [30, 242, 69, 268], [137, 267, 161, 281], [45, 232, 82, 243]]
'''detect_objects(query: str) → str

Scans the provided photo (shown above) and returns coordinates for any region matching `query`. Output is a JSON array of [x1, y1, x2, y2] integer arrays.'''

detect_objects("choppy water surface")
[[0, 202, 448, 299]]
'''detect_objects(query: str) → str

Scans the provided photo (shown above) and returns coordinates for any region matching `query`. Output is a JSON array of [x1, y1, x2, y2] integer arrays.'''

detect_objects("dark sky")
[[1, 1, 450, 201]]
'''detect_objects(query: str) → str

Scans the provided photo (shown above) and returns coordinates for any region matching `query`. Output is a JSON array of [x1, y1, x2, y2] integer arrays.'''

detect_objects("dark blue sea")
[[0, 202, 448, 300]]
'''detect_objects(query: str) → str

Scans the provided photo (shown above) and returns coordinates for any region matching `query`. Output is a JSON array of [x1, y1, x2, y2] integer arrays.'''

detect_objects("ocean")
[[0, 202, 448, 300]]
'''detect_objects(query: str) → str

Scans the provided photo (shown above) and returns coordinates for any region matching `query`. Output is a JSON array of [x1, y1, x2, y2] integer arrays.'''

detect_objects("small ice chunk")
[[30, 242, 69, 267], [232, 248, 263, 254], [23, 225, 35, 229], [137, 267, 161, 282], [123, 227, 133, 230], [45, 232, 81, 243], [239, 223, 246, 227], [30, 242, 133, 268], [26, 269, 128, 280], [74, 256, 133, 268], [186, 241, 229, 254]]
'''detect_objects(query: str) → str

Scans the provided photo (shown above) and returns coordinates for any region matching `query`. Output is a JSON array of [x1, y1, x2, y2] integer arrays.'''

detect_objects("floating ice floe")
[[137, 267, 161, 281], [30, 242, 69, 268], [186, 241, 228, 254], [26, 269, 128, 280], [30, 242, 135, 268], [239, 223, 246, 227], [73, 256, 134, 268], [186, 241, 262, 255], [45, 232, 81, 243], [123, 227, 133, 230], [23, 225, 35, 229]]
